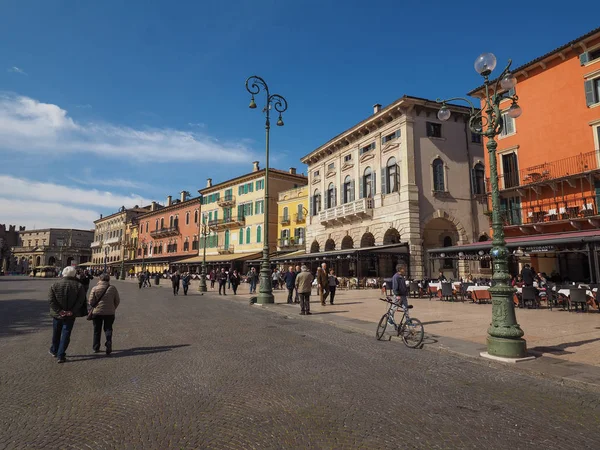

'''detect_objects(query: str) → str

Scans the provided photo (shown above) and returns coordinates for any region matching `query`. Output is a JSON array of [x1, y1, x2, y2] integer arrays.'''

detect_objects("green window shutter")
[[246, 227, 251, 243], [214, 210, 218, 221], [381, 168, 387, 194], [249, 183, 253, 192], [237, 205, 242, 218], [240, 228, 244, 245], [254, 201, 259, 214], [208, 212, 212, 221], [585, 80, 596, 106], [580, 52, 590, 65], [395, 130, 400, 139], [257, 226, 262, 243]]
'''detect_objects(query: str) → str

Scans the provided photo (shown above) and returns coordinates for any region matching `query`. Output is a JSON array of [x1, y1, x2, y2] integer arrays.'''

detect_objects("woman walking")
[[88, 273, 120, 356], [230, 269, 241, 295], [181, 272, 191, 295]]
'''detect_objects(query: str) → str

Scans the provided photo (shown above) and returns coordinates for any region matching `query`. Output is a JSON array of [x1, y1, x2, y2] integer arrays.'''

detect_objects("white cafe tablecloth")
[[557, 289, 593, 297], [466, 285, 490, 292]]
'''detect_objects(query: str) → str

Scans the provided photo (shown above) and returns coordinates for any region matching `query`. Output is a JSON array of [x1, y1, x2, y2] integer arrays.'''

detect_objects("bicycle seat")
[[407, 305, 414, 309]]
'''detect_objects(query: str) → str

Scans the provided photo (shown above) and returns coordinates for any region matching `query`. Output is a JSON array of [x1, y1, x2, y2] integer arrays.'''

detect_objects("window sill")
[[588, 102, 600, 109], [583, 58, 600, 68], [432, 190, 450, 197], [428, 136, 446, 141], [498, 132, 516, 139]]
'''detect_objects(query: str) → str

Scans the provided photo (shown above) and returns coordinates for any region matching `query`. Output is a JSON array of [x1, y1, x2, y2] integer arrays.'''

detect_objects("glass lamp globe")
[[507, 103, 522, 118], [437, 106, 451, 121], [474, 53, 497, 75], [500, 73, 517, 90]]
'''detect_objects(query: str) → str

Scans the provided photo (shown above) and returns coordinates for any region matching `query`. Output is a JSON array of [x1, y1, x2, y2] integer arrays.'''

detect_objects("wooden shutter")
[[585, 80, 596, 106], [580, 52, 590, 65], [350, 179, 355, 202], [333, 187, 337, 207], [470, 168, 476, 195], [372, 171, 377, 195], [381, 168, 387, 195], [240, 229, 244, 245], [395, 164, 400, 192], [359, 177, 364, 199]]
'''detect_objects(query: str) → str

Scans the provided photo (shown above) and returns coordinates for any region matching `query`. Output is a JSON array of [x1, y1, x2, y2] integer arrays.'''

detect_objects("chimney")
[[253, 161, 260, 172], [167, 195, 172, 207], [180, 191, 187, 202], [206, 178, 212, 188], [289, 167, 296, 175], [151, 201, 157, 211], [373, 103, 382, 114], [100, 214, 103, 219]]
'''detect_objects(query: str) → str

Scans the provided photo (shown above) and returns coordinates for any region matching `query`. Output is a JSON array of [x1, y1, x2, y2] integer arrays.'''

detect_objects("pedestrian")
[[182, 272, 191, 295], [390, 264, 409, 325], [283, 266, 297, 304], [88, 273, 120, 356], [317, 263, 329, 306], [295, 265, 314, 315], [144, 270, 152, 288], [272, 268, 280, 290], [438, 270, 447, 282], [294, 265, 301, 303], [138, 271, 144, 289], [171, 271, 181, 295], [230, 269, 241, 294], [210, 270, 216, 289], [521, 264, 535, 287], [48, 266, 87, 363], [247, 267, 258, 294], [78, 269, 93, 295], [328, 268, 339, 305], [218, 268, 228, 295]]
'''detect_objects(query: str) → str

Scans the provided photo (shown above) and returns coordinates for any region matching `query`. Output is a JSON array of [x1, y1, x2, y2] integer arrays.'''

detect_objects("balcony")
[[278, 237, 304, 249], [104, 237, 121, 245], [295, 213, 306, 223], [217, 245, 235, 254], [318, 198, 374, 225], [487, 151, 599, 192], [90, 241, 102, 248], [217, 194, 236, 207], [208, 216, 245, 230], [150, 226, 179, 238], [280, 216, 291, 225]]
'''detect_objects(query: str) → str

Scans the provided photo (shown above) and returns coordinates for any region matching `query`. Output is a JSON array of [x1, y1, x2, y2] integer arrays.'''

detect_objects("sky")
[[0, 0, 597, 230]]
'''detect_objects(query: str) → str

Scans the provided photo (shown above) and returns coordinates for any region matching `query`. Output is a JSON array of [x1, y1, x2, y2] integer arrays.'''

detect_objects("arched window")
[[145, 222, 148, 233], [169, 216, 174, 228], [343, 176, 354, 203], [246, 227, 251, 244], [160, 218, 164, 229], [186, 212, 190, 225], [256, 225, 262, 243], [312, 189, 321, 216], [239, 228, 244, 245], [327, 183, 336, 209], [472, 163, 485, 195], [297, 203, 304, 221], [194, 210, 199, 224], [155, 219, 159, 230], [361, 167, 375, 198], [283, 206, 289, 220], [433, 158, 445, 192], [384, 157, 399, 194]]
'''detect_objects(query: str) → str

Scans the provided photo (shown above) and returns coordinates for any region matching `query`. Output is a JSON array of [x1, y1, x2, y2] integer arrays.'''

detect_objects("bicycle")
[[375, 296, 424, 348]]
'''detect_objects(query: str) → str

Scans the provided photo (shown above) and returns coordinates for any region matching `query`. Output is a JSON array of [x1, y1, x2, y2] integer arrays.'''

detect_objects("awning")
[[271, 250, 306, 262], [268, 243, 409, 262], [427, 229, 600, 256], [175, 252, 262, 264]]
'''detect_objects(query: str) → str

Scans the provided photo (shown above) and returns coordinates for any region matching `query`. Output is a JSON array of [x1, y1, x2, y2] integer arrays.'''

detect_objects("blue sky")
[[0, 0, 597, 229]]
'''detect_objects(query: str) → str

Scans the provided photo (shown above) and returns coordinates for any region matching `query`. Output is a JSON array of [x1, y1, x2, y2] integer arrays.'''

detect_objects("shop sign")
[[523, 245, 555, 253]]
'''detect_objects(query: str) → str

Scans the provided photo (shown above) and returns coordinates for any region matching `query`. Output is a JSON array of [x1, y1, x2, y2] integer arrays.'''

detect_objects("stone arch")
[[324, 238, 336, 252], [360, 232, 375, 248], [421, 210, 469, 244], [341, 235, 354, 250], [48, 256, 56, 266], [35, 256, 41, 266], [421, 210, 469, 278], [383, 228, 401, 245], [478, 233, 490, 242], [310, 240, 320, 253], [66, 257, 74, 266]]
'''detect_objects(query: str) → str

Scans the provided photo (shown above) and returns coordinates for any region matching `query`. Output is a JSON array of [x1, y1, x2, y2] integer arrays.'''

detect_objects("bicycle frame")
[[384, 298, 409, 334]]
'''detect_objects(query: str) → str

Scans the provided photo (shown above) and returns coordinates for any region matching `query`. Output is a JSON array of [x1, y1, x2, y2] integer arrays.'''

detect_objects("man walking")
[[295, 265, 314, 315], [327, 268, 339, 305], [390, 264, 409, 324], [283, 266, 297, 304], [48, 266, 87, 363], [317, 263, 329, 306], [294, 265, 301, 303], [171, 271, 181, 296], [218, 268, 228, 295], [181, 272, 191, 295], [247, 267, 258, 294]]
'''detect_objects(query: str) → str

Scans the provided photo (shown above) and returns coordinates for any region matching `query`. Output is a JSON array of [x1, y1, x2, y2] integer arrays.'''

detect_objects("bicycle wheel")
[[376, 313, 389, 340], [400, 318, 424, 348]]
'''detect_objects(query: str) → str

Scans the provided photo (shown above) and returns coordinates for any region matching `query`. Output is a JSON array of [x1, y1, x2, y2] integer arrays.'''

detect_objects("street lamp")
[[140, 238, 147, 272], [245, 75, 288, 304], [436, 53, 527, 360], [197, 194, 208, 292]]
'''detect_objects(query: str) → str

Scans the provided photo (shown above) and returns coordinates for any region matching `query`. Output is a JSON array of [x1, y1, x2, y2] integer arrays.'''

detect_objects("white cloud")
[[66, 175, 150, 190], [0, 94, 256, 163], [0, 198, 96, 230], [75, 104, 92, 109], [8, 66, 27, 75]]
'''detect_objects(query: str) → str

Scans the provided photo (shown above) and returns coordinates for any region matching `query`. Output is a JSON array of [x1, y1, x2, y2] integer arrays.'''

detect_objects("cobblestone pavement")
[[1, 277, 600, 449]]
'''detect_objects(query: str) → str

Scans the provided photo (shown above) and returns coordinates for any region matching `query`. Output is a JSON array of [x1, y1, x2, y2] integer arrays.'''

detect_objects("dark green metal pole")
[[198, 196, 207, 292]]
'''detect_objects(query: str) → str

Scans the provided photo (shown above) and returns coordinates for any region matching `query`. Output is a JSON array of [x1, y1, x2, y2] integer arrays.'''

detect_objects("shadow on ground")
[[69, 344, 191, 362], [0, 299, 51, 339], [529, 338, 600, 356], [421, 320, 453, 326]]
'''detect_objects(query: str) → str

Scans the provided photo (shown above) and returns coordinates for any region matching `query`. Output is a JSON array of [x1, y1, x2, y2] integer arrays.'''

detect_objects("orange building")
[[469, 27, 600, 281]]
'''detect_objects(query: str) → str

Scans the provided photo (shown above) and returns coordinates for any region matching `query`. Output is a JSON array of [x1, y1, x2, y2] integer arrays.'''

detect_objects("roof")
[[198, 168, 307, 194], [427, 229, 600, 254], [136, 196, 201, 219], [468, 27, 600, 96], [19, 228, 94, 235], [94, 207, 150, 224], [300, 95, 472, 163]]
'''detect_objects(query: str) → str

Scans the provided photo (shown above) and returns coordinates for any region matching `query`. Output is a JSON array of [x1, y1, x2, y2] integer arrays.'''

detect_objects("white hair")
[[301, 265, 309, 272], [62, 266, 77, 278]]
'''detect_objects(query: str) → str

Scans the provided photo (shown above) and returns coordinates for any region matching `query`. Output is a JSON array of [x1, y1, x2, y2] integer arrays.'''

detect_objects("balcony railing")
[[487, 151, 599, 191], [90, 241, 102, 248], [208, 216, 245, 229], [217, 245, 234, 254], [295, 213, 306, 223], [495, 195, 599, 228], [318, 198, 374, 225], [278, 237, 304, 249], [150, 226, 179, 238], [217, 194, 236, 207], [104, 236, 121, 245], [280, 216, 291, 225]]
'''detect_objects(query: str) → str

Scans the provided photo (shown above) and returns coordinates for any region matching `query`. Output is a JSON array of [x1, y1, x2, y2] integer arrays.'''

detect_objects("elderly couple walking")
[[48, 267, 120, 363]]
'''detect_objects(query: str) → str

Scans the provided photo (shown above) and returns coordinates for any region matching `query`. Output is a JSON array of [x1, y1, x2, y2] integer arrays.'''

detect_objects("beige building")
[[300, 96, 488, 280], [13, 228, 94, 270], [91, 206, 151, 270]]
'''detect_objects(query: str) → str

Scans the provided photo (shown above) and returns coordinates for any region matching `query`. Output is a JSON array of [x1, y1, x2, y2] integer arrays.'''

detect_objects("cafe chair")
[[409, 281, 420, 298], [460, 283, 474, 301], [440, 282, 455, 301], [569, 288, 588, 312], [521, 286, 538, 309]]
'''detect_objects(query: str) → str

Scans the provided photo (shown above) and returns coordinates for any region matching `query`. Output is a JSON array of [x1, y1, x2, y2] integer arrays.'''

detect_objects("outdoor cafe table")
[[428, 282, 461, 290], [466, 285, 490, 292]]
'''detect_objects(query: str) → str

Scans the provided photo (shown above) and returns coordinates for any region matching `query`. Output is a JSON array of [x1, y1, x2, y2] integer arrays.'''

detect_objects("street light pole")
[[436, 53, 526, 360], [197, 195, 207, 292], [245, 75, 288, 305], [141, 239, 147, 273]]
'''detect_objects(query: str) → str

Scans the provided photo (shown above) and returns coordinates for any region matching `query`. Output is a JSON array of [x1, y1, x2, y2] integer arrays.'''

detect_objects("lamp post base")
[[257, 292, 275, 304], [485, 336, 528, 359], [198, 275, 207, 292], [480, 351, 535, 364]]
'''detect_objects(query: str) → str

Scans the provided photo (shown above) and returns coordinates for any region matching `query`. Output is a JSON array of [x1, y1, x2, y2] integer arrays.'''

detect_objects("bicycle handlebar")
[[379, 297, 413, 309]]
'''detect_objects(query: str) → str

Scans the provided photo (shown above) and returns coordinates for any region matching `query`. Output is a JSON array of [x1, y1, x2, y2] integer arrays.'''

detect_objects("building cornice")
[[198, 168, 307, 195], [136, 197, 201, 220]]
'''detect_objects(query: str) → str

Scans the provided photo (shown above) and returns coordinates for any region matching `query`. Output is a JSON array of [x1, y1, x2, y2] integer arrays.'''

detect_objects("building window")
[[313, 170, 320, 178], [383, 157, 399, 194], [359, 142, 376, 155], [327, 183, 336, 209], [472, 163, 486, 195], [312, 190, 321, 216], [471, 132, 482, 144], [192, 237, 198, 250], [246, 227, 251, 244], [194, 210, 198, 223], [382, 130, 400, 145], [585, 77, 600, 106], [155, 219, 159, 230], [239, 228, 244, 245], [257, 225, 262, 243], [362, 167, 374, 198], [327, 162, 335, 171], [160, 218, 164, 229], [433, 158, 445, 192], [426, 122, 442, 138], [500, 112, 516, 137], [145, 222, 148, 233], [501, 152, 520, 189], [256, 179, 264, 190], [183, 240, 189, 251], [580, 48, 600, 65], [255, 200, 264, 215], [344, 154, 352, 162], [283, 207, 289, 220], [185, 212, 189, 225], [343, 176, 354, 203]]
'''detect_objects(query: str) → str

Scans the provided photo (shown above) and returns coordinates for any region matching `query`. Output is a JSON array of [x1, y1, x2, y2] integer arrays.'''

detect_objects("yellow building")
[[277, 186, 308, 252], [177, 161, 307, 271], [123, 218, 139, 272]]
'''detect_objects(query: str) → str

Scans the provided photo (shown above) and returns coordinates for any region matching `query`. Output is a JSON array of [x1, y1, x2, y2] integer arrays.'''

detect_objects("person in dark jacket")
[[88, 273, 120, 355], [230, 269, 241, 294], [390, 264, 409, 325], [327, 268, 339, 305], [171, 271, 181, 295], [78, 269, 93, 295], [294, 265, 301, 303], [48, 266, 87, 363], [181, 272, 191, 295], [282, 266, 297, 304], [521, 264, 535, 287], [218, 268, 228, 295]]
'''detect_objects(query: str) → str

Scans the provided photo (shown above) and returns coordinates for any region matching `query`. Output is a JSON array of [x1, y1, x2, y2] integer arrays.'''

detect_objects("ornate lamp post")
[[245, 75, 288, 304], [436, 53, 527, 360], [140, 239, 147, 272], [197, 194, 208, 292]]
